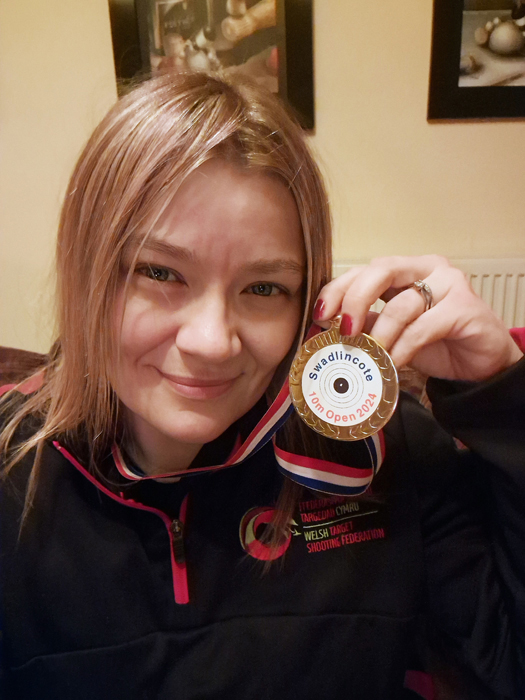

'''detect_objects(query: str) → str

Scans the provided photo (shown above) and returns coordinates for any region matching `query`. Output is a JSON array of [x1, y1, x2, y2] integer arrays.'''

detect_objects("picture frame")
[[108, 0, 314, 129], [428, 0, 525, 120]]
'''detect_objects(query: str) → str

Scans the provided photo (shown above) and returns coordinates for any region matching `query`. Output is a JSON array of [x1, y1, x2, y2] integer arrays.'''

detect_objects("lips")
[[157, 370, 239, 400]]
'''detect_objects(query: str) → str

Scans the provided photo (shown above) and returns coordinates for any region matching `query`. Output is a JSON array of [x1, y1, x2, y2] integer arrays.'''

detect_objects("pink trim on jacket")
[[404, 670, 434, 699], [52, 441, 190, 605]]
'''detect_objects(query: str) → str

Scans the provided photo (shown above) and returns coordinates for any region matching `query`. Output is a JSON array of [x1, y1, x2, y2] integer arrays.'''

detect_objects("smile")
[[157, 370, 239, 400]]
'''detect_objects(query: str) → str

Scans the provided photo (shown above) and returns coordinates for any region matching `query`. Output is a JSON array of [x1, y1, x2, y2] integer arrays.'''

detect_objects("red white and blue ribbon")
[[112, 322, 386, 495], [112, 379, 294, 482], [274, 430, 384, 496], [112, 376, 385, 497]]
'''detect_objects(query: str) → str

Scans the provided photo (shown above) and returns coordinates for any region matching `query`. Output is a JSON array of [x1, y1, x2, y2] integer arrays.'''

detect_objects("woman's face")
[[113, 160, 305, 473]]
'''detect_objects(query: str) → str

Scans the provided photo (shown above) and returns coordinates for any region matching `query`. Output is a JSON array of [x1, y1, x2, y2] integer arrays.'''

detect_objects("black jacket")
[[1, 362, 525, 699]]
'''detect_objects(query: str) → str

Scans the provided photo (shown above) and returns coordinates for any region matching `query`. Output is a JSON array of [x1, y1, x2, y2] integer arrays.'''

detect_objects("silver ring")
[[411, 280, 433, 311]]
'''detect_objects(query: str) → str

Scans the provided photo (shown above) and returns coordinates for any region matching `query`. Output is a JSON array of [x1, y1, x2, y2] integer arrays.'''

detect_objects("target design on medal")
[[289, 330, 399, 441], [302, 347, 382, 427], [319, 363, 364, 409]]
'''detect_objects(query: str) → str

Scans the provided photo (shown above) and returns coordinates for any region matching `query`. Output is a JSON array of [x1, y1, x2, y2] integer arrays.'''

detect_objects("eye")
[[135, 264, 181, 283], [246, 283, 283, 297]]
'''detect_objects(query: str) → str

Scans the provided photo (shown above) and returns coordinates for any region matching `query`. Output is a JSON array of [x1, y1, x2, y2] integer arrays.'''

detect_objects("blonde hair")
[[0, 71, 332, 528]]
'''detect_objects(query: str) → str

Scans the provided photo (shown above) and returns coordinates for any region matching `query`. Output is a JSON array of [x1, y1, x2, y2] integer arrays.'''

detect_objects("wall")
[[1, 1, 524, 352], [311, 1, 525, 262], [0, 0, 117, 352]]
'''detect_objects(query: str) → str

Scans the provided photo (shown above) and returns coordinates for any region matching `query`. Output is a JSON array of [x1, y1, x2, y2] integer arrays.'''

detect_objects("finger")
[[327, 256, 449, 334], [362, 311, 379, 335], [366, 286, 432, 351], [367, 269, 448, 350], [386, 304, 455, 368], [312, 268, 362, 322], [313, 256, 452, 340]]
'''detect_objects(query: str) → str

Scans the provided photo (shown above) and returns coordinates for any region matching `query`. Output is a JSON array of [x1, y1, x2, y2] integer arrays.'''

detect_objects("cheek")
[[118, 299, 174, 362], [252, 309, 302, 375]]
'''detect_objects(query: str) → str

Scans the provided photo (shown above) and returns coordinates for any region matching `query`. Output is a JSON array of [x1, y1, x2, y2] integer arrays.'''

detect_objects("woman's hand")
[[314, 255, 523, 382]]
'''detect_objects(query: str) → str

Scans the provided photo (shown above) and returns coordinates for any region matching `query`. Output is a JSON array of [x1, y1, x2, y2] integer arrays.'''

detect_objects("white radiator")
[[333, 259, 525, 329]]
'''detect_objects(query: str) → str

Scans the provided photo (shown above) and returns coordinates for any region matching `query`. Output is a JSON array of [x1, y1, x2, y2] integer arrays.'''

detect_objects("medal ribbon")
[[113, 378, 385, 496], [112, 380, 294, 481], [273, 431, 385, 497], [112, 325, 386, 497]]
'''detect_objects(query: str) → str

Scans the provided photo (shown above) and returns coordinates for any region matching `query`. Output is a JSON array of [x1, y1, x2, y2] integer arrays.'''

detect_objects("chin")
[[162, 413, 236, 446]]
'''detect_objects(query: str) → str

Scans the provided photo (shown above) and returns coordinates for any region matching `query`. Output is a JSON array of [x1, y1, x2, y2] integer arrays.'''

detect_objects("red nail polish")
[[313, 299, 325, 321], [340, 314, 353, 336]]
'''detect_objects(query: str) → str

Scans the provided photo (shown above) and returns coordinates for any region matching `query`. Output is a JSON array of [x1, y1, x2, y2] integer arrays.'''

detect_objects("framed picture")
[[109, 0, 314, 129], [428, 0, 525, 119]]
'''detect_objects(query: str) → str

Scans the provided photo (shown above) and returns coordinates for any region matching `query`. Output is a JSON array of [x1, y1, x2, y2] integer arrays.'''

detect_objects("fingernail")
[[340, 314, 353, 336], [313, 299, 325, 321]]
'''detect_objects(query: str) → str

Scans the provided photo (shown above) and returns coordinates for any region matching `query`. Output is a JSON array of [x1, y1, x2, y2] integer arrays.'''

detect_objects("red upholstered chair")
[[0, 346, 47, 396], [510, 327, 525, 353]]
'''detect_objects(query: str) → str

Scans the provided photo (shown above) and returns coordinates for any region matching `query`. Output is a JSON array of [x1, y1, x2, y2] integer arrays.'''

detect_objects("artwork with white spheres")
[[429, 0, 525, 119]]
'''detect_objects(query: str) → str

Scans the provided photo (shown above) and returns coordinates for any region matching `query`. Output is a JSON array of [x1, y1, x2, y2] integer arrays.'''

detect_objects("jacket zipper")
[[53, 441, 190, 605], [171, 519, 185, 564], [169, 496, 189, 605]]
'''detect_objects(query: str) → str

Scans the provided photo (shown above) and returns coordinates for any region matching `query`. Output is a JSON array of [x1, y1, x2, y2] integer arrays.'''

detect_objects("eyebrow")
[[128, 236, 197, 264], [242, 259, 305, 276], [128, 235, 305, 276]]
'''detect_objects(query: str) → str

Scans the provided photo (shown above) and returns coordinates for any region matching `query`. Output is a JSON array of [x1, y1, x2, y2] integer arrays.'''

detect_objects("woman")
[[1, 71, 524, 700]]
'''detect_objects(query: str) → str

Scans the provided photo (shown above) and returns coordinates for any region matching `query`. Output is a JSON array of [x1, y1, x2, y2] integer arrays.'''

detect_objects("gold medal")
[[289, 320, 399, 441]]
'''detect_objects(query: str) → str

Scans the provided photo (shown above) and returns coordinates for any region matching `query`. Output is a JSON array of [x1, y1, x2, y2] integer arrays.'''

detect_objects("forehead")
[[136, 160, 305, 265]]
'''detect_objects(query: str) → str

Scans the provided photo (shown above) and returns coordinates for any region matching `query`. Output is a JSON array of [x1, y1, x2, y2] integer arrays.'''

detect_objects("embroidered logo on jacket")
[[298, 495, 385, 554], [239, 507, 292, 561], [240, 496, 386, 561]]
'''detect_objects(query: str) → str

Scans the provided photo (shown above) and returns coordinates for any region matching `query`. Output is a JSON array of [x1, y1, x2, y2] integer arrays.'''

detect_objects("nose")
[[175, 296, 242, 363]]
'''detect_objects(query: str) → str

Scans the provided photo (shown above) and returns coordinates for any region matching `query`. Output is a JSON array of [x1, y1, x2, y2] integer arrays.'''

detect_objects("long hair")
[[0, 71, 332, 531]]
